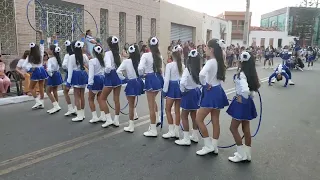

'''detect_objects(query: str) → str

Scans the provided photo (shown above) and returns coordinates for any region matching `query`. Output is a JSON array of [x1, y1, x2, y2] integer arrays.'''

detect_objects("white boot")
[[156, 111, 161, 124], [196, 137, 215, 156], [228, 145, 248, 163], [271, 78, 276, 83], [82, 109, 85, 119], [65, 104, 76, 116], [99, 111, 107, 122], [162, 124, 175, 139], [190, 129, 199, 143], [89, 111, 100, 123], [175, 131, 191, 146], [72, 110, 84, 122], [174, 125, 180, 138], [48, 102, 61, 114], [134, 109, 139, 120], [143, 124, 158, 137], [245, 145, 251, 162], [102, 113, 113, 128], [113, 115, 120, 127], [32, 97, 42, 109], [124, 120, 134, 132], [288, 79, 295, 85], [212, 138, 219, 154]]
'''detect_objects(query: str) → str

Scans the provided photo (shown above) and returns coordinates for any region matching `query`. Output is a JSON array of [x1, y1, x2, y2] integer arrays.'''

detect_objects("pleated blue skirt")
[[70, 70, 88, 87], [47, 71, 63, 86], [30, 66, 48, 81], [104, 69, 123, 87], [144, 73, 163, 92], [181, 88, 201, 110], [90, 74, 105, 92], [200, 84, 229, 109], [125, 78, 144, 96], [165, 81, 182, 99], [226, 95, 257, 121]]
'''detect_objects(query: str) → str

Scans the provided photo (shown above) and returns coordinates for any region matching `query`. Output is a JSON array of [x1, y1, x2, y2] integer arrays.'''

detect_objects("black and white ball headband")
[[150, 37, 159, 46], [65, 40, 71, 47], [216, 39, 226, 49], [172, 45, 182, 52], [29, 42, 36, 48], [94, 46, 103, 54], [128, 45, 136, 53], [54, 46, 61, 53], [111, 36, 119, 44], [240, 51, 251, 62], [188, 50, 198, 57], [75, 41, 84, 48]]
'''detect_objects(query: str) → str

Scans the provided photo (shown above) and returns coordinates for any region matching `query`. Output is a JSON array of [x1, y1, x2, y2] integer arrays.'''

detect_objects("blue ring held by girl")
[[29, 66, 48, 81], [87, 74, 105, 91], [164, 80, 181, 99], [226, 95, 257, 121], [47, 71, 63, 86], [70, 70, 88, 87], [104, 69, 123, 87], [200, 84, 229, 109], [181, 88, 201, 110], [144, 72, 163, 91], [125, 78, 144, 96]]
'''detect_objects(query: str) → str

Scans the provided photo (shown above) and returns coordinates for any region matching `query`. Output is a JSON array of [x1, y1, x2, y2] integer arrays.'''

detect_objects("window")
[[278, 39, 282, 47], [260, 38, 265, 47], [261, 18, 269, 27], [232, 20, 238, 30], [269, 38, 274, 46], [252, 38, 256, 46], [151, 18, 156, 37], [136, 15, 142, 43], [277, 13, 286, 31], [238, 20, 245, 30], [100, 9, 109, 48], [119, 12, 126, 50]]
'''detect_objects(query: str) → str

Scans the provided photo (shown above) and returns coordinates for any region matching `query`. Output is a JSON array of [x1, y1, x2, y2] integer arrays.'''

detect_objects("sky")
[[166, 0, 302, 26]]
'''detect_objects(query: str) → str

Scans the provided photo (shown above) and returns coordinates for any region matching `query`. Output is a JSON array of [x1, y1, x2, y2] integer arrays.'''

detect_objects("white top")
[[47, 57, 60, 76], [104, 51, 118, 73], [199, 58, 221, 86], [22, 41, 45, 71], [234, 72, 250, 99], [17, 59, 27, 74], [163, 61, 184, 92], [67, 54, 89, 83], [180, 68, 200, 92], [116, 59, 138, 80], [88, 58, 105, 85], [62, 54, 70, 70], [274, 64, 285, 73], [138, 52, 163, 75]]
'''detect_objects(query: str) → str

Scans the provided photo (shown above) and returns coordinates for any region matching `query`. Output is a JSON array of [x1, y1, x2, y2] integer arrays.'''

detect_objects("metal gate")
[[170, 23, 193, 43]]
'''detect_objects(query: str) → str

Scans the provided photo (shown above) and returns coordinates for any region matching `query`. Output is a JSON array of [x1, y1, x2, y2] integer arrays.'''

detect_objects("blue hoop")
[[107, 96, 139, 116], [26, 0, 47, 33], [74, 8, 99, 37]]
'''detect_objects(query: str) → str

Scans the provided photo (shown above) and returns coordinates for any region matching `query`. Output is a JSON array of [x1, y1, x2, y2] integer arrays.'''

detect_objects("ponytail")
[[93, 45, 105, 67], [107, 36, 121, 68], [50, 45, 62, 67]]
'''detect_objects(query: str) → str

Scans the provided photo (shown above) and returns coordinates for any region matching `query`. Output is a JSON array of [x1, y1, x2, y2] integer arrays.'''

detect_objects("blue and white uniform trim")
[[268, 64, 291, 87]]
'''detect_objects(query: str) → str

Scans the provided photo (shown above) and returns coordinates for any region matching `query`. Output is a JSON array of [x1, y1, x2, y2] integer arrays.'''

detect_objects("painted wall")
[[202, 14, 232, 45], [249, 31, 296, 47]]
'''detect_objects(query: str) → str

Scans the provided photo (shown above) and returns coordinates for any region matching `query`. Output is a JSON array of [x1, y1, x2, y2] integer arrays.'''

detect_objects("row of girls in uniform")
[[141, 37, 260, 162], [23, 32, 260, 162]]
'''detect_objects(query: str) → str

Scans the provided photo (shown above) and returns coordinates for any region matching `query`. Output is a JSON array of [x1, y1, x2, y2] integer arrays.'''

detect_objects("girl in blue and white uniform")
[[226, 51, 260, 163], [138, 37, 164, 137], [62, 40, 76, 116], [175, 49, 201, 146], [100, 36, 123, 128], [162, 45, 183, 139], [46, 44, 63, 114], [280, 46, 291, 65], [306, 46, 315, 70], [269, 64, 295, 86], [116, 44, 144, 132], [196, 39, 229, 156], [67, 40, 89, 122], [87, 45, 106, 123], [22, 30, 48, 109]]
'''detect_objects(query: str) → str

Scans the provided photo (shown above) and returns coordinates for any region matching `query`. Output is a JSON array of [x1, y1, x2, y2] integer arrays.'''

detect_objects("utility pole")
[[243, 0, 250, 47]]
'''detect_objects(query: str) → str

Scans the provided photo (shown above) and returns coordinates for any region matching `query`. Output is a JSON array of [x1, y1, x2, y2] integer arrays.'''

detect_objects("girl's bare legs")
[[30, 80, 44, 109], [46, 86, 61, 114], [72, 88, 85, 121], [101, 87, 114, 127], [124, 96, 136, 132], [88, 91, 99, 123], [175, 109, 191, 146], [143, 91, 159, 137], [64, 86, 76, 116], [112, 86, 122, 126], [162, 98, 177, 139]]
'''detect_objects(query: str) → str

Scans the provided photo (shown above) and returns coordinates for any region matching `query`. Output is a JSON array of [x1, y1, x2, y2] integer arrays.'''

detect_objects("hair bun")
[[128, 45, 135, 53]]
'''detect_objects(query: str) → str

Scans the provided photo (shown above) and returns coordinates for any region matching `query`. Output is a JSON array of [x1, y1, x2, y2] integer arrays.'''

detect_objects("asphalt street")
[[0, 59, 319, 180]]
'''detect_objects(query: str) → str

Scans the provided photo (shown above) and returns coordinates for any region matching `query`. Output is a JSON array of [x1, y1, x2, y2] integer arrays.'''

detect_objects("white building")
[[202, 15, 232, 45], [249, 28, 297, 47]]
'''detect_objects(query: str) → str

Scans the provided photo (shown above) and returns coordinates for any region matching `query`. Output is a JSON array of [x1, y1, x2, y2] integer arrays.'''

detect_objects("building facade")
[[217, 11, 252, 46]]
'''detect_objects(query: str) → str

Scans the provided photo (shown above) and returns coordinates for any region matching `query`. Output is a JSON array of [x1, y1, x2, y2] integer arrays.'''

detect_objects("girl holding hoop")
[[162, 45, 184, 139], [100, 36, 123, 128], [62, 40, 76, 116], [175, 49, 201, 146], [22, 30, 48, 109], [196, 39, 229, 156], [138, 37, 164, 137], [87, 45, 106, 123], [116, 44, 144, 132], [226, 51, 260, 163], [67, 41, 89, 122], [46, 43, 63, 114]]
